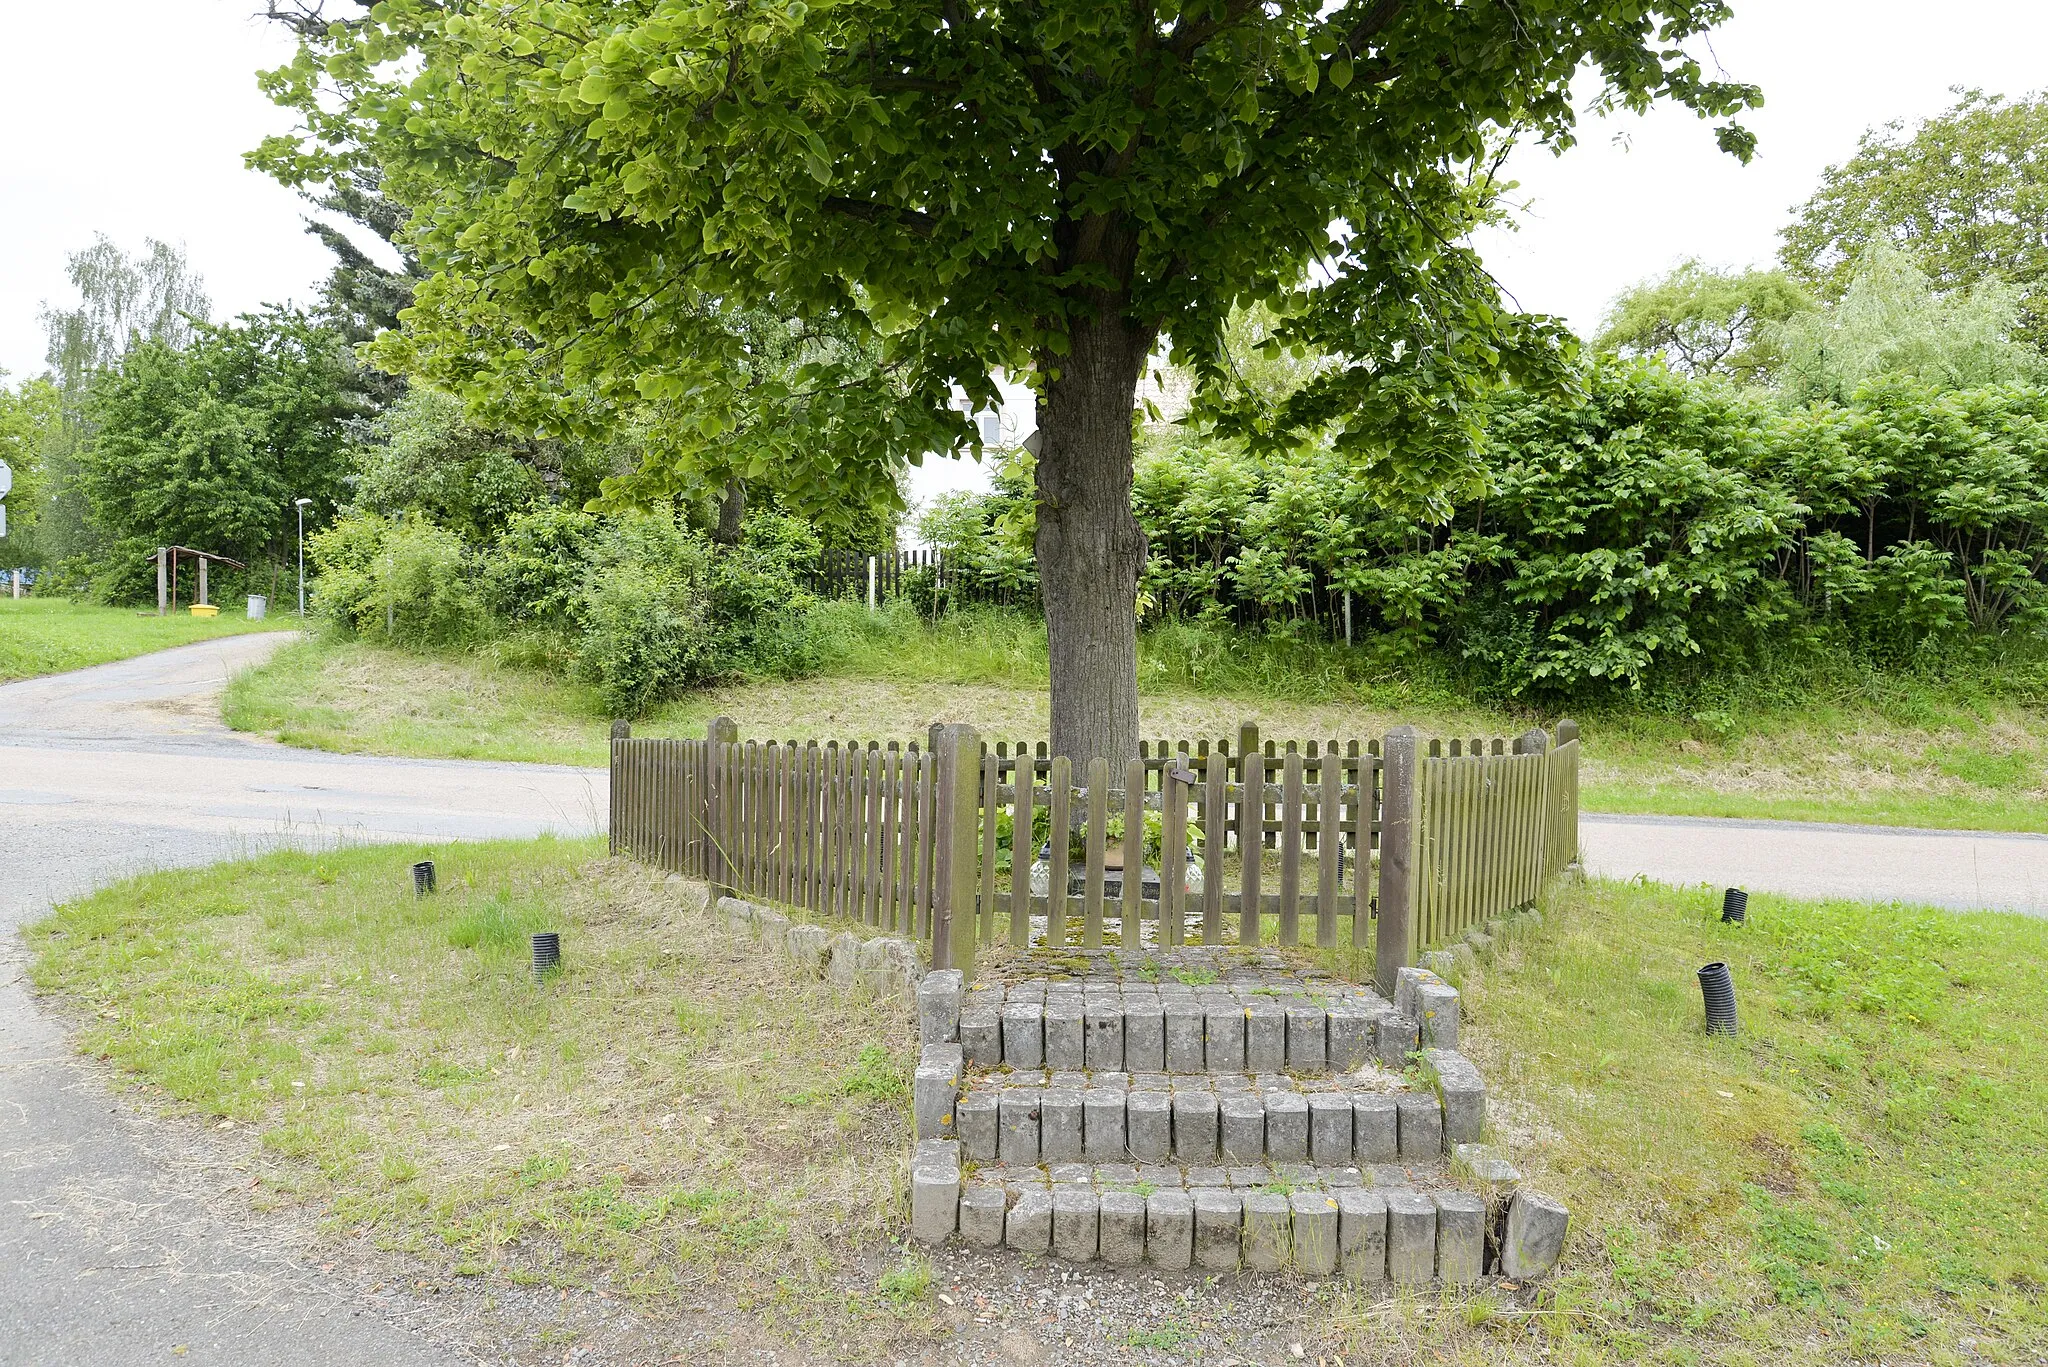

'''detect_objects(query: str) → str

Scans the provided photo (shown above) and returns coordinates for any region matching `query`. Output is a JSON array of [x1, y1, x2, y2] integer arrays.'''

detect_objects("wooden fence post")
[[1375, 725, 1422, 998], [932, 722, 982, 979], [705, 716, 738, 900], [1554, 718, 1580, 867], [608, 720, 630, 856]]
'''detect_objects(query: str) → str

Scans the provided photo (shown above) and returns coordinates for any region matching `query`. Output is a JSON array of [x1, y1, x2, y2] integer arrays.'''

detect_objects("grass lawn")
[[27, 838, 920, 1343], [0, 596, 294, 682], [227, 618, 2048, 833], [27, 839, 2047, 1363]]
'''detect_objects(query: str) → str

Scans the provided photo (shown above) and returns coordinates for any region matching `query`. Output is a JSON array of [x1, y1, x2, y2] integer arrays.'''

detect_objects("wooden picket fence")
[[609, 718, 1580, 991], [809, 547, 1034, 609]]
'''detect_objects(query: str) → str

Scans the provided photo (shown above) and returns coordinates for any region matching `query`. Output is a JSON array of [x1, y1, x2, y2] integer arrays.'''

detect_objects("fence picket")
[[1162, 760, 1187, 947], [1046, 757, 1072, 947], [1318, 754, 1341, 949], [916, 751, 938, 940], [1200, 752, 1225, 944], [1011, 755, 1035, 947], [1120, 758, 1145, 949], [981, 753, 1001, 945], [1239, 743, 1264, 945], [1279, 751, 1303, 946], [1083, 757, 1109, 949]]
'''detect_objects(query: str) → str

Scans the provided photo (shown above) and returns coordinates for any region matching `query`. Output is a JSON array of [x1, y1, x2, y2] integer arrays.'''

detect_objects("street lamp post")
[[294, 498, 313, 616]]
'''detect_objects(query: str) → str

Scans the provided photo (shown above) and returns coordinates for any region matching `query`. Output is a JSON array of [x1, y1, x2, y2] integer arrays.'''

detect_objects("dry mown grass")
[[229, 635, 2048, 832], [26, 838, 924, 1337]]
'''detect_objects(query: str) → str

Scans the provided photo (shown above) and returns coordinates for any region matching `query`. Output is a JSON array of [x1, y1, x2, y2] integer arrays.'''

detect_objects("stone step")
[[908, 1141, 1570, 1283], [915, 967, 1462, 1074], [916, 1050, 1486, 1165]]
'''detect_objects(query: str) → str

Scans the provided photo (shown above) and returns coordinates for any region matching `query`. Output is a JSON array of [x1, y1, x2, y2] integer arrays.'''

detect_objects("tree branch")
[[823, 197, 940, 237]]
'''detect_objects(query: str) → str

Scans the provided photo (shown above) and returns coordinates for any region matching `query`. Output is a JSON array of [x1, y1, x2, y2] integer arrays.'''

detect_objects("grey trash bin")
[[246, 595, 268, 621]]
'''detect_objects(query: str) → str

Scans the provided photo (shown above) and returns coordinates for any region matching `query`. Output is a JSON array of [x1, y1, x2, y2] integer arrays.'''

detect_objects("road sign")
[[0, 457, 12, 499]]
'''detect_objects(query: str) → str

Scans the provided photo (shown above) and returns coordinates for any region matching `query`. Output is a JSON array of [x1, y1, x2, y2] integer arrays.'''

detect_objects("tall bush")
[[931, 358, 2048, 697]]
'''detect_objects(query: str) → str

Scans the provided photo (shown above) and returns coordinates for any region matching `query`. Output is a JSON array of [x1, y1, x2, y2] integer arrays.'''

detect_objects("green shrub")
[[484, 504, 596, 630], [305, 514, 484, 650], [305, 513, 391, 633], [928, 359, 2048, 698], [571, 510, 712, 716]]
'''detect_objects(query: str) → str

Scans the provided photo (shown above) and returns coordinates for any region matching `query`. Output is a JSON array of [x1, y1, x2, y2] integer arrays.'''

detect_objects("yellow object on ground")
[[189, 604, 220, 618]]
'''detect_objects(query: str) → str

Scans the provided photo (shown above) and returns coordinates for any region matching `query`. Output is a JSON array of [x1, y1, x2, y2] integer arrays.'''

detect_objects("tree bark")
[[712, 478, 747, 545], [1034, 306, 1154, 766]]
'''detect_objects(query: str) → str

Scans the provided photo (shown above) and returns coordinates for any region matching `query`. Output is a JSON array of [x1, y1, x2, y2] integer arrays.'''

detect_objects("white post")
[[867, 555, 878, 612], [197, 556, 209, 607], [297, 502, 308, 615], [1343, 591, 1353, 646], [11, 569, 20, 599], [157, 547, 168, 617]]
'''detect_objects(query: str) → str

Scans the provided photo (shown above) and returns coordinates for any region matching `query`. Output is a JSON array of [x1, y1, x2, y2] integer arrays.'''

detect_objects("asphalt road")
[[0, 634, 605, 1367], [1581, 810, 2048, 917]]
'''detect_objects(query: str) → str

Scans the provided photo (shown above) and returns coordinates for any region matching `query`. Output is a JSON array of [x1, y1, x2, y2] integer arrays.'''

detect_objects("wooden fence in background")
[[808, 548, 1034, 609], [609, 718, 1580, 992]]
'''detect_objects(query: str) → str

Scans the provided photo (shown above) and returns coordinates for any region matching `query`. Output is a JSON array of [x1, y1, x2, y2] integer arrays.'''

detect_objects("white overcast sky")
[[4, 0, 2046, 509]]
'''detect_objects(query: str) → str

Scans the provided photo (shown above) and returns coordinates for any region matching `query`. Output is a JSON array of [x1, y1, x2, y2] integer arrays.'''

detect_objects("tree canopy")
[[74, 307, 366, 598], [0, 374, 59, 568], [1594, 260, 1812, 385], [255, 0, 1757, 759], [1782, 89, 2048, 349], [1772, 244, 2046, 404]]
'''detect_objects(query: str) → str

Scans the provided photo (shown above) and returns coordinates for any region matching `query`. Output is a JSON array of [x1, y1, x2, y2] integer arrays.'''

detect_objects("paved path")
[[0, 635, 605, 1367], [1581, 811, 2048, 917]]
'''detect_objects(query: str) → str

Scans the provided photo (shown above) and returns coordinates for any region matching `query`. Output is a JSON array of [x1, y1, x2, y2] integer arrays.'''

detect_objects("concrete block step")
[[908, 1142, 1567, 1282], [923, 1054, 1485, 1166], [944, 980, 1425, 1075]]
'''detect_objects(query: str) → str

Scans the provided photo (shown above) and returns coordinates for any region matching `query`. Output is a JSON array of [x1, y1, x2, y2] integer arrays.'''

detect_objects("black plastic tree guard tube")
[[411, 860, 436, 897], [1721, 888, 1748, 924], [532, 932, 562, 981], [1698, 961, 1738, 1035]]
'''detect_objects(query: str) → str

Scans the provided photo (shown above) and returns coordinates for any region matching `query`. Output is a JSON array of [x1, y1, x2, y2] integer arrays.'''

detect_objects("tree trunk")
[[1034, 307, 1154, 766], [712, 478, 746, 546]]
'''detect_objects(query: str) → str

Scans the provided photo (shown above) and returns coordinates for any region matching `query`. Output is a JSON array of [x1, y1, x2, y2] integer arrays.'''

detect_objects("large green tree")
[[0, 374, 60, 569], [76, 307, 366, 598], [1782, 90, 2048, 349], [255, 0, 1756, 762], [1772, 244, 2046, 404], [36, 235, 212, 571], [1594, 260, 1811, 385]]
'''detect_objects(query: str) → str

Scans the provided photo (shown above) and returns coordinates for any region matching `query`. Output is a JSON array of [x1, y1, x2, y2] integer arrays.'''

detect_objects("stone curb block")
[[913, 1044, 963, 1140], [918, 969, 963, 1046], [910, 1139, 960, 1244], [1424, 1048, 1486, 1147], [1434, 1191, 1487, 1285], [1501, 1189, 1571, 1279], [957, 1184, 1006, 1248], [1385, 1190, 1437, 1284]]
